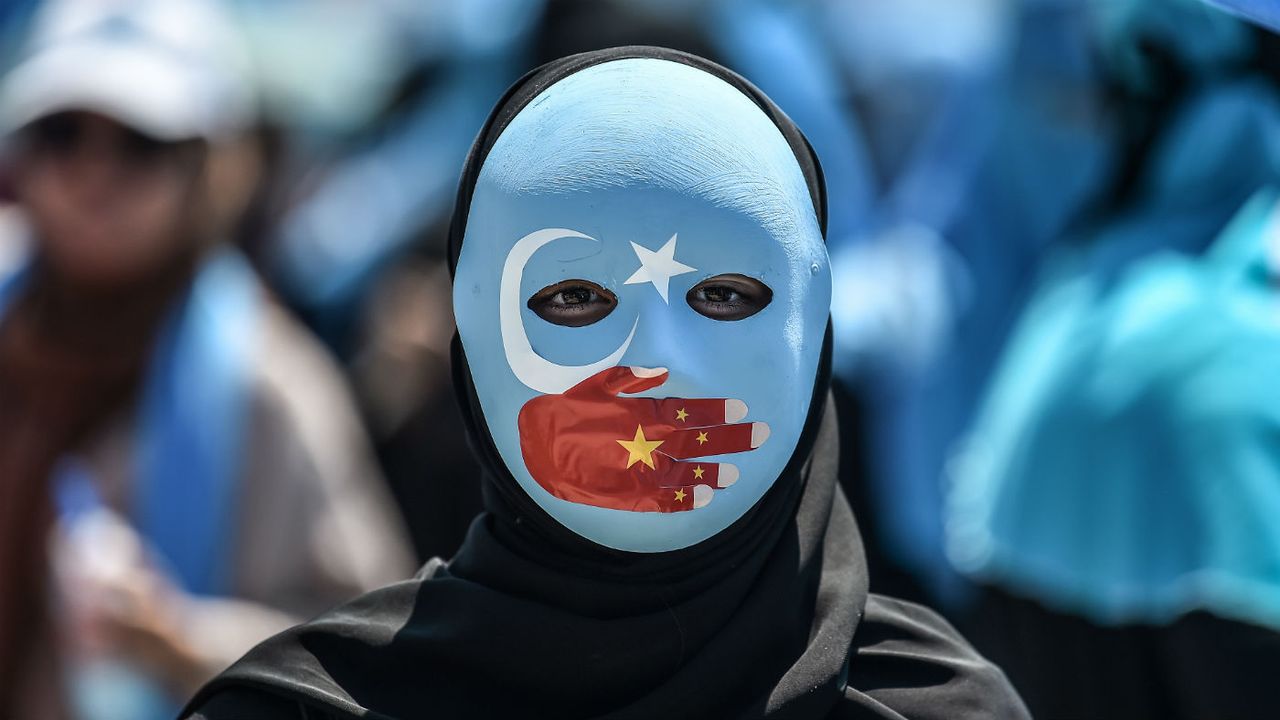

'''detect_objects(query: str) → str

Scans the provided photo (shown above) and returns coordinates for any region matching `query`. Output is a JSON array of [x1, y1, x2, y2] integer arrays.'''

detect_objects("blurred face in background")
[[12, 111, 205, 288]]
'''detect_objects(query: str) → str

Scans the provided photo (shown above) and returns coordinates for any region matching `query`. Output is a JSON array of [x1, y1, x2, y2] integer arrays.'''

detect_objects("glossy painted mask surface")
[[454, 58, 831, 552]]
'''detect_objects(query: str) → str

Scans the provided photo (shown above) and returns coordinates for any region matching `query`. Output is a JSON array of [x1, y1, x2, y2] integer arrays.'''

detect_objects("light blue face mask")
[[454, 58, 831, 552]]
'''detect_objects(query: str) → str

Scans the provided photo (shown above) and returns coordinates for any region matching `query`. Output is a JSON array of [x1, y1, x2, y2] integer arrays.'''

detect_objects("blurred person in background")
[[819, 0, 1142, 611], [814, 0, 1278, 620], [0, 1, 413, 718], [946, 0, 1280, 716]]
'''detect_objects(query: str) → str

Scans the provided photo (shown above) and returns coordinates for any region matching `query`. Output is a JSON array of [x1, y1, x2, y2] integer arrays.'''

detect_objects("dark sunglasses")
[[21, 113, 181, 164]]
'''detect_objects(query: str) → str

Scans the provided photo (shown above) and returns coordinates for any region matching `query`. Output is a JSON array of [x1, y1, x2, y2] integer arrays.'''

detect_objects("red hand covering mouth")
[[517, 366, 770, 513]]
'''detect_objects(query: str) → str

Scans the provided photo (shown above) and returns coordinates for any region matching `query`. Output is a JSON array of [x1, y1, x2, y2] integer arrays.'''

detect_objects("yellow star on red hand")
[[617, 425, 664, 470], [674, 488, 687, 503], [692, 465, 705, 480], [696, 431, 709, 445], [675, 407, 689, 422]]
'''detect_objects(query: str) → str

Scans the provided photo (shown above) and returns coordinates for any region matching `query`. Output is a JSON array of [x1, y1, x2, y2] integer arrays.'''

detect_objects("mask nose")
[[618, 296, 695, 385]]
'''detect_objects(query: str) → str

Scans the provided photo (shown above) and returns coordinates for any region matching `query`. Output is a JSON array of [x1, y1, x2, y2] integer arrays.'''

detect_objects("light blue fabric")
[[828, 0, 1116, 606], [0, 250, 259, 596], [52, 463, 183, 720], [948, 187, 1280, 628], [851, 0, 1271, 608], [454, 57, 830, 552], [133, 249, 258, 596], [1203, 0, 1280, 33], [66, 656, 177, 720], [944, 44, 1280, 625]]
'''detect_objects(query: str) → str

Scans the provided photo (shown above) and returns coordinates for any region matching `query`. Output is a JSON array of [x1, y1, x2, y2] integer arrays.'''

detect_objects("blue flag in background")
[[1205, 0, 1280, 32]]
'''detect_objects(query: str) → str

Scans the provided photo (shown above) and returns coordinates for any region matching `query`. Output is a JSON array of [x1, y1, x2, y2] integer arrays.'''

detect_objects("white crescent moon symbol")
[[501, 227, 637, 394]]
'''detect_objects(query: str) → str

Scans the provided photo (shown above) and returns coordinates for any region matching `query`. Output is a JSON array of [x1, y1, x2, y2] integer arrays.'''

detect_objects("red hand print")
[[517, 366, 770, 513]]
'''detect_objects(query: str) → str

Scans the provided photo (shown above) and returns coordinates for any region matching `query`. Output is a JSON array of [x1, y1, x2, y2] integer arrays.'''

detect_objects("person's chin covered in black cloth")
[[182, 47, 1029, 720]]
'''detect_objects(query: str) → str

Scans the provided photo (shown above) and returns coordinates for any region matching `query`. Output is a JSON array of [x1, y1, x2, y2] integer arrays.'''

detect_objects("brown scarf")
[[0, 254, 194, 715]]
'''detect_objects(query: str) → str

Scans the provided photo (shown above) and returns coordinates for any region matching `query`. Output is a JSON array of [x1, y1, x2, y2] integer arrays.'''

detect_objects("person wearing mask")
[[182, 47, 1027, 720], [0, 1, 413, 717]]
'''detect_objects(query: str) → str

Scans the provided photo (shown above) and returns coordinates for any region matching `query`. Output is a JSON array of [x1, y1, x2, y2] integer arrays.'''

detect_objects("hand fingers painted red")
[[518, 366, 767, 513], [564, 365, 670, 398], [659, 422, 770, 460], [649, 455, 740, 490], [653, 397, 748, 427]]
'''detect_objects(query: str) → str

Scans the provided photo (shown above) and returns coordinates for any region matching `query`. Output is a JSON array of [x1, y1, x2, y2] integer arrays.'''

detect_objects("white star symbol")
[[624, 234, 697, 303]]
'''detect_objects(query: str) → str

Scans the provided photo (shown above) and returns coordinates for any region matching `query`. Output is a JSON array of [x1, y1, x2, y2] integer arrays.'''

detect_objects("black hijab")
[[183, 47, 1026, 720]]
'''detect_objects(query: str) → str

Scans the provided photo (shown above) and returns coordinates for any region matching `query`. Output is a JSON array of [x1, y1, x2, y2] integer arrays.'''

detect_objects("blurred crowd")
[[0, 0, 1278, 718]]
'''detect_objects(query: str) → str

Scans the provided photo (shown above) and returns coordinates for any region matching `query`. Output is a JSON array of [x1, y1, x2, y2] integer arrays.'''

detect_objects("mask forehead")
[[454, 57, 831, 551], [474, 57, 819, 244]]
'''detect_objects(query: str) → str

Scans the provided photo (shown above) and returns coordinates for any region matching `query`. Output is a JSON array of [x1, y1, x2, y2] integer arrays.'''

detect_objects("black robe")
[[183, 400, 1025, 720], [183, 47, 1028, 720]]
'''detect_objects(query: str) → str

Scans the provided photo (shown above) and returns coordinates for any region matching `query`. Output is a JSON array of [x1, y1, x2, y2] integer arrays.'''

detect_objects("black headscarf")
[[183, 47, 1027, 720]]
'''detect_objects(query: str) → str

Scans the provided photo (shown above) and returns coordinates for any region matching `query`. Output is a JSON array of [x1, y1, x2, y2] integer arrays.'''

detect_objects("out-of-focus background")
[[0, 0, 1278, 718]]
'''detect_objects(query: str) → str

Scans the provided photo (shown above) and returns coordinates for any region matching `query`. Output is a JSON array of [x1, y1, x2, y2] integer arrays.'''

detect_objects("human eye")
[[686, 274, 772, 321], [527, 279, 618, 327]]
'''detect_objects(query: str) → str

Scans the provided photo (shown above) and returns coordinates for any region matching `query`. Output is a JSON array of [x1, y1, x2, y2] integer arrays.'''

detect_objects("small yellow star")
[[696, 431, 709, 445], [616, 425, 664, 470], [674, 488, 687, 503], [692, 465, 705, 480], [675, 407, 689, 422]]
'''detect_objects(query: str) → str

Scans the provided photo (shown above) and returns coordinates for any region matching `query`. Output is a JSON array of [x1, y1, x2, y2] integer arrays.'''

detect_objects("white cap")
[[0, 0, 254, 141]]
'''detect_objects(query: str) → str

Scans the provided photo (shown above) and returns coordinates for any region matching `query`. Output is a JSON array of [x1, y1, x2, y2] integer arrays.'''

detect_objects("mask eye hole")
[[528, 279, 618, 327], [686, 274, 772, 321]]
